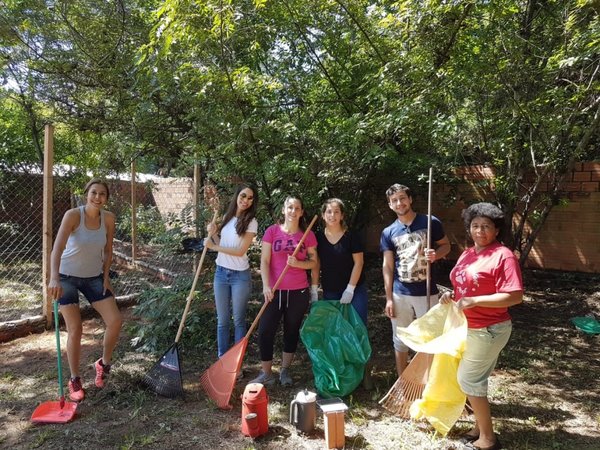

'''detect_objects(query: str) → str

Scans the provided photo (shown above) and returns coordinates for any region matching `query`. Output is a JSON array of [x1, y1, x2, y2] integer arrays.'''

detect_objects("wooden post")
[[193, 163, 201, 238], [131, 160, 137, 262], [42, 124, 54, 328], [193, 164, 201, 273], [324, 411, 345, 449]]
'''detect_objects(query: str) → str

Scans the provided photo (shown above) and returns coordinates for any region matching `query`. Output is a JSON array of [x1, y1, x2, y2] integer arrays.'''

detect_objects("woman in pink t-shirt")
[[440, 202, 523, 450], [250, 196, 317, 387]]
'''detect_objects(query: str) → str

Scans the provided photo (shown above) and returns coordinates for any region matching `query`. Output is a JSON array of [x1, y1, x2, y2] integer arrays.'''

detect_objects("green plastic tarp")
[[571, 316, 600, 335], [300, 300, 371, 398]]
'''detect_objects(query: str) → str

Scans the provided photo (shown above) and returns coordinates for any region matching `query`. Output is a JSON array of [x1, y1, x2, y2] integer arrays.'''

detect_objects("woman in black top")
[[311, 198, 368, 325]]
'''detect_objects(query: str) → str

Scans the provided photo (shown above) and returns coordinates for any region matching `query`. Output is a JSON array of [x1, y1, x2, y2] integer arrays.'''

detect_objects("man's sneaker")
[[249, 371, 276, 386], [94, 358, 110, 388], [68, 377, 85, 402], [279, 368, 293, 387]]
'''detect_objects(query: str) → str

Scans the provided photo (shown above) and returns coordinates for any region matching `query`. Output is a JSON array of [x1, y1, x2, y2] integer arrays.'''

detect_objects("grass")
[[1, 261, 599, 449]]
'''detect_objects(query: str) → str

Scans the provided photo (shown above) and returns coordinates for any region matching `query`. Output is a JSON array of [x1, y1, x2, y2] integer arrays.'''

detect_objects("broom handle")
[[245, 214, 318, 339], [175, 209, 219, 343], [426, 167, 433, 304]]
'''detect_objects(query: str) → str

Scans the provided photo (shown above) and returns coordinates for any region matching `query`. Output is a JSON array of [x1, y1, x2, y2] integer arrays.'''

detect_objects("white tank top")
[[59, 206, 107, 277]]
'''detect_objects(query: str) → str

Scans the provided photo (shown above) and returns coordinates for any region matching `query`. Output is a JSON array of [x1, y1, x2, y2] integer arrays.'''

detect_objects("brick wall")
[[5, 164, 599, 273], [524, 161, 600, 272], [364, 162, 600, 274]]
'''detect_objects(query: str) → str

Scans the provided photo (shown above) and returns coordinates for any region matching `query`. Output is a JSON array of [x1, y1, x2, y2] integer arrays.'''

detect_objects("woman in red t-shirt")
[[440, 202, 523, 450]]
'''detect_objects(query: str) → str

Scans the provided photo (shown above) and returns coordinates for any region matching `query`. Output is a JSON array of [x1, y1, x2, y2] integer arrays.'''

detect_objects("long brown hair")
[[279, 195, 309, 231], [218, 184, 258, 236], [321, 198, 348, 231]]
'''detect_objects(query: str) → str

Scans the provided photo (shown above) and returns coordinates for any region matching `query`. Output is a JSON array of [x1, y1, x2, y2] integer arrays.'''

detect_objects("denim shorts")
[[58, 273, 113, 305]]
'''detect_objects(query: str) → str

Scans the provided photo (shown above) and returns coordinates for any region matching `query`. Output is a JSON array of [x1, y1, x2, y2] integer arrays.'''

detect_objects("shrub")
[[128, 275, 216, 354]]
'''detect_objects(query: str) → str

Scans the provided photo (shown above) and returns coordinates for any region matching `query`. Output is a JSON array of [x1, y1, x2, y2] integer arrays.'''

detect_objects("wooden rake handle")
[[244, 214, 318, 339], [426, 167, 433, 304], [175, 209, 219, 343]]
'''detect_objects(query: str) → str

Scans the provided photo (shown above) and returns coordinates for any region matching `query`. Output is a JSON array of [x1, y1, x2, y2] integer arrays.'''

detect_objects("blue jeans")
[[214, 265, 251, 357], [323, 283, 369, 326]]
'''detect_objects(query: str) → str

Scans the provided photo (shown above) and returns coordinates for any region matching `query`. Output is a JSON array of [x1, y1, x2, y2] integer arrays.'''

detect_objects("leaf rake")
[[143, 209, 218, 397]]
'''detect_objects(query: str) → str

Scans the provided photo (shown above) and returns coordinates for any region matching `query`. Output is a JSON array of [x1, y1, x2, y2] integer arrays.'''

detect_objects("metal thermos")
[[241, 383, 269, 438], [289, 389, 317, 433]]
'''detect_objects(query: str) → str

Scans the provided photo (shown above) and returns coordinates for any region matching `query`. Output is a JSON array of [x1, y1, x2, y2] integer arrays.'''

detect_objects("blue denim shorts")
[[58, 273, 113, 305]]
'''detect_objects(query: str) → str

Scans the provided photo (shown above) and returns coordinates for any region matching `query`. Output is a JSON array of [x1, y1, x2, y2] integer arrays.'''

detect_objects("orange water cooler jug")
[[241, 383, 269, 438]]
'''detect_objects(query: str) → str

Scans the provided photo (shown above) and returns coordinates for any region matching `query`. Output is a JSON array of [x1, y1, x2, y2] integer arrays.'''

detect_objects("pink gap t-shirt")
[[262, 224, 317, 290]]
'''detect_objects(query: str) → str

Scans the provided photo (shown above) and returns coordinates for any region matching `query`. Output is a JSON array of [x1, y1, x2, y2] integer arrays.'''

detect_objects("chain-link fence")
[[108, 175, 212, 300], [1, 164, 322, 335], [0, 167, 218, 328], [1, 170, 45, 321]]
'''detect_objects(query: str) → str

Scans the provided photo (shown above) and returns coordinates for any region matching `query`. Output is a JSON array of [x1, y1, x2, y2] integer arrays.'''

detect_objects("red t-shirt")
[[263, 224, 317, 290], [450, 241, 523, 328]]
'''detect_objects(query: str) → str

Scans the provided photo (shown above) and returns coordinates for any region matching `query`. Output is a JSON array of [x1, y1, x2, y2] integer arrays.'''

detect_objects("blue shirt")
[[380, 213, 445, 296]]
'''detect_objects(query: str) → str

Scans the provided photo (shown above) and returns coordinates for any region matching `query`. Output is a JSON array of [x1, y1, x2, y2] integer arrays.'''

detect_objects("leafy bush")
[[116, 204, 166, 244], [128, 275, 217, 354]]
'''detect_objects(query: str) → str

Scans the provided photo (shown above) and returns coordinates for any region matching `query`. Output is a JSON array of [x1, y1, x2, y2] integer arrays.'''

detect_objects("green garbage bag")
[[300, 300, 371, 398]]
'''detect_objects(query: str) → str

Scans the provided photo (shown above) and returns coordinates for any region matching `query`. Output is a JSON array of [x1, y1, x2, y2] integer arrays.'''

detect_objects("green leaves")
[[2, 0, 599, 262]]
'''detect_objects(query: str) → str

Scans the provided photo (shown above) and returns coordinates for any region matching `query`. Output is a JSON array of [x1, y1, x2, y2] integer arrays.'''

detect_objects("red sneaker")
[[94, 358, 111, 388], [68, 377, 85, 402]]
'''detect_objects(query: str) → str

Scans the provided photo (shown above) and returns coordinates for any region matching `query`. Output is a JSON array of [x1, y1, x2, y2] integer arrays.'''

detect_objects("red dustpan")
[[31, 300, 78, 424], [31, 400, 78, 424]]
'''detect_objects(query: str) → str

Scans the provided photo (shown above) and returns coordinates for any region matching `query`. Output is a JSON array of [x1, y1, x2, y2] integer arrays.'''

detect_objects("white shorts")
[[390, 292, 438, 352]]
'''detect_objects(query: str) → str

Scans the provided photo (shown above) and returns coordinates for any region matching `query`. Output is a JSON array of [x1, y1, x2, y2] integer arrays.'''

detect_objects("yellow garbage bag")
[[397, 302, 467, 357], [396, 303, 468, 436]]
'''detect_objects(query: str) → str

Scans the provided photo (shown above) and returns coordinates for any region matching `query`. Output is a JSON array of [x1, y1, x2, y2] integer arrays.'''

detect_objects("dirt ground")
[[1, 267, 600, 450]]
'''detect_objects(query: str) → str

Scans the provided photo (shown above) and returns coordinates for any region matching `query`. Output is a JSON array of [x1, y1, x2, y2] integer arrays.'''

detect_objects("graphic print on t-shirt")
[[272, 239, 305, 253], [392, 229, 427, 282], [454, 262, 481, 299]]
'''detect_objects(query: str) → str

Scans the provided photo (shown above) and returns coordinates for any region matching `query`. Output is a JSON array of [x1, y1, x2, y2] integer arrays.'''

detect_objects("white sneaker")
[[249, 371, 276, 386]]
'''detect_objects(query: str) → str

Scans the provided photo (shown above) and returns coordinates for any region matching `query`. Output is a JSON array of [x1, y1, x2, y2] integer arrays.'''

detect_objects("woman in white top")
[[206, 184, 259, 357]]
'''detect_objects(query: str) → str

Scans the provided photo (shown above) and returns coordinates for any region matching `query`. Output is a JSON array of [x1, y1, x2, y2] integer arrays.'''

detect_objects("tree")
[[2, 0, 598, 266], [422, 0, 600, 263]]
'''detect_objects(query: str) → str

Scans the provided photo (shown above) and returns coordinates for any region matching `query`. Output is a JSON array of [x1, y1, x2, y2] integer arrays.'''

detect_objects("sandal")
[[463, 438, 502, 450], [458, 433, 479, 444]]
